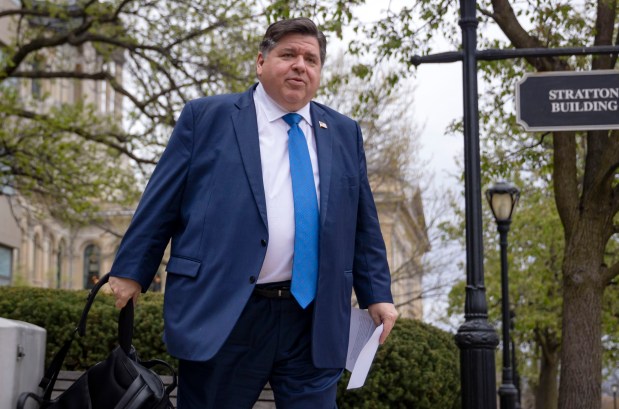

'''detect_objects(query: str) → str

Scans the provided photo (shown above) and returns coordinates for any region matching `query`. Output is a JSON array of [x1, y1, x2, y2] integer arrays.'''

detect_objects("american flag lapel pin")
[[319, 121, 328, 129]]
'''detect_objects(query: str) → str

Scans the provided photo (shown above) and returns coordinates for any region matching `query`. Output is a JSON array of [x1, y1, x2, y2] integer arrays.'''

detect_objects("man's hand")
[[109, 276, 142, 309], [368, 302, 398, 344]]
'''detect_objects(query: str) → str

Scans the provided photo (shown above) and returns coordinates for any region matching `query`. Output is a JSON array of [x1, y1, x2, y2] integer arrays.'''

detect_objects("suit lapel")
[[311, 103, 332, 227], [232, 86, 268, 228], [231, 91, 333, 230]]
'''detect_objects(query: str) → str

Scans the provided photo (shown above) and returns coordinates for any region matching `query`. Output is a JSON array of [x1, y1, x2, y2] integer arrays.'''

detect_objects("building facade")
[[0, 0, 127, 290], [1, 186, 428, 316], [373, 182, 429, 318]]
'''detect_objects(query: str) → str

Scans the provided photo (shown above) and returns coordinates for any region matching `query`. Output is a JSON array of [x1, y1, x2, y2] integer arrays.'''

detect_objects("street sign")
[[516, 70, 619, 131]]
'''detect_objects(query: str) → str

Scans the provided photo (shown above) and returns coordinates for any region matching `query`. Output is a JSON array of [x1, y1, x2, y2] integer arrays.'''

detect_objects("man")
[[109, 17, 397, 408]]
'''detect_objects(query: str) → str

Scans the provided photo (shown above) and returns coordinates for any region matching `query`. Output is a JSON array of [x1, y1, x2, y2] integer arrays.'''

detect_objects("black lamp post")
[[510, 310, 522, 409], [486, 181, 520, 409], [453, 1, 500, 408], [612, 384, 617, 409]]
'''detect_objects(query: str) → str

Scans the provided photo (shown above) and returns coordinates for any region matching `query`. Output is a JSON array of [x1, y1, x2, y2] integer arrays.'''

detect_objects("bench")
[[53, 371, 275, 408]]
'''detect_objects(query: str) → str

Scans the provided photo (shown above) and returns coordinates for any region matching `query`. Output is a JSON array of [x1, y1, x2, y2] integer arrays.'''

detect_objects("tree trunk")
[[558, 246, 605, 409], [552, 122, 616, 409], [534, 342, 560, 409]]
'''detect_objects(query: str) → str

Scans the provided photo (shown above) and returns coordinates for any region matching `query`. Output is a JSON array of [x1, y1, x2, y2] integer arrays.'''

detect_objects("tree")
[[354, 1, 619, 408], [0, 0, 361, 223], [0, 0, 256, 222]]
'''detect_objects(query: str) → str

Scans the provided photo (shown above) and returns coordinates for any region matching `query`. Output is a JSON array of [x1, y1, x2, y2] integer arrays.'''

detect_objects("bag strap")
[[141, 359, 178, 395], [39, 330, 76, 400], [40, 273, 135, 400], [77, 273, 112, 337], [118, 298, 134, 354], [17, 391, 45, 409]]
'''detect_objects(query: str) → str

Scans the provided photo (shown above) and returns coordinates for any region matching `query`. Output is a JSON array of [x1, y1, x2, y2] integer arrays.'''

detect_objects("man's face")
[[256, 34, 322, 112]]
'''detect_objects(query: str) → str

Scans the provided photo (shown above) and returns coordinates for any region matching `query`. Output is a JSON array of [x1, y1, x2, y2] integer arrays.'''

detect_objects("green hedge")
[[0, 286, 172, 369], [0, 287, 460, 408], [337, 318, 461, 409]]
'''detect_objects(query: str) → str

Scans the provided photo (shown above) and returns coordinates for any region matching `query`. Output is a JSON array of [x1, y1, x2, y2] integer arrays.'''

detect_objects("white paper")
[[346, 307, 383, 389]]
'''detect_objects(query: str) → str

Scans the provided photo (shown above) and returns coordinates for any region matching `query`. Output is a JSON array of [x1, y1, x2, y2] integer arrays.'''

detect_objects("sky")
[[411, 63, 464, 191], [346, 2, 466, 325], [410, 63, 465, 325], [351, 2, 465, 193]]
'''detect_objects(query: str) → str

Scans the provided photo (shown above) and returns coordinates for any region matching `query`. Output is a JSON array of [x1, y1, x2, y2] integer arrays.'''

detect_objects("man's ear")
[[256, 52, 265, 78]]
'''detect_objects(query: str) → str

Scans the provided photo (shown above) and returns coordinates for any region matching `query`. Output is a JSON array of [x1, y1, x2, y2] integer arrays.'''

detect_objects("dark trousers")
[[176, 289, 342, 409]]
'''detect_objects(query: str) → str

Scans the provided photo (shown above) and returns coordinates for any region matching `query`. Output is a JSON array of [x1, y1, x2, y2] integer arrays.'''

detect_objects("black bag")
[[17, 273, 177, 409]]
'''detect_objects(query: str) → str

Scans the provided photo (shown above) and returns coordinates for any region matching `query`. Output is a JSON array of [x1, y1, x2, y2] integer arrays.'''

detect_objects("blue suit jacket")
[[110, 85, 392, 368]]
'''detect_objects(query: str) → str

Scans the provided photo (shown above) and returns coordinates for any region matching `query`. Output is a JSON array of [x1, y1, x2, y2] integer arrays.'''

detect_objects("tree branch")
[[552, 131, 579, 240], [3, 34, 72, 78], [0, 7, 84, 19], [166, 19, 229, 50], [75, 33, 169, 54], [108, 0, 133, 22], [490, 0, 570, 71], [613, 184, 619, 214], [582, 130, 619, 208], [591, 0, 617, 69], [9, 68, 167, 123], [12, 108, 157, 165], [605, 260, 619, 283], [11, 70, 108, 80], [612, 20, 619, 67], [2, 9, 95, 79]]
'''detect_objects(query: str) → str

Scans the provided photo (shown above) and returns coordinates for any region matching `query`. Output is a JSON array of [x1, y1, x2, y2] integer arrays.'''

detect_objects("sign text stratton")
[[516, 71, 619, 131]]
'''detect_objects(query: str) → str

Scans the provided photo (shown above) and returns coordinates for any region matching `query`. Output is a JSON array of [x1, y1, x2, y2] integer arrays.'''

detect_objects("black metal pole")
[[410, 44, 619, 65], [510, 311, 522, 409], [497, 221, 518, 409], [454, 1, 499, 408]]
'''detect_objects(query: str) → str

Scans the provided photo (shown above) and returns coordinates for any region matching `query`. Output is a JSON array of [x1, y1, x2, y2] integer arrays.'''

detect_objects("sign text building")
[[516, 70, 619, 131]]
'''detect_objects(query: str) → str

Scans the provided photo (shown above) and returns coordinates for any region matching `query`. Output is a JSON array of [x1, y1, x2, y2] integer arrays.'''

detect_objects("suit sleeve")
[[109, 102, 194, 291], [351, 122, 394, 308]]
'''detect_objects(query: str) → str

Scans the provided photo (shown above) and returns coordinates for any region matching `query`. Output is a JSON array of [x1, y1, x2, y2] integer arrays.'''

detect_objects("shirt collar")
[[255, 82, 313, 127]]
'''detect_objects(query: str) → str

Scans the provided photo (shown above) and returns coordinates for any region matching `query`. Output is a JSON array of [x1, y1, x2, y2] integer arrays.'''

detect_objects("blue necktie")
[[283, 113, 319, 309]]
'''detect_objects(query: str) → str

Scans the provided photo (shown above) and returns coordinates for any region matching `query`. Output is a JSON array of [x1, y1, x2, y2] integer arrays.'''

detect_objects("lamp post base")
[[456, 318, 500, 409], [498, 382, 518, 409]]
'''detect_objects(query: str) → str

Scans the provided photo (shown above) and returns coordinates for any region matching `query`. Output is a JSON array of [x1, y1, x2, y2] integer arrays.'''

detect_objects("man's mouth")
[[287, 77, 305, 85]]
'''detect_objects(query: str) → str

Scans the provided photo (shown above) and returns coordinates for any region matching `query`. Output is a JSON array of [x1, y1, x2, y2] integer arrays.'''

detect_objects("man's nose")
[[291, 56, 307, 71]]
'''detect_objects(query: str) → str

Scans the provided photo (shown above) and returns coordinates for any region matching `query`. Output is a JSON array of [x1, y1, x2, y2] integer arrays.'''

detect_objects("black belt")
[[253, 283, 292, 299]]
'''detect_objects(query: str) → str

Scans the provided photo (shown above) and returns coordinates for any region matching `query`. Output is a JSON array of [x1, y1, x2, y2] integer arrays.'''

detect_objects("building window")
[[33, 233, 42, 283], [0, 245, 12, 286], [83, 244, 101, 289], [31, 61, 43, 99], [99, 77, 111, 113], [31, 78, 42, 99], [73, 63, 83, 102], [57, 240, 65, 289]]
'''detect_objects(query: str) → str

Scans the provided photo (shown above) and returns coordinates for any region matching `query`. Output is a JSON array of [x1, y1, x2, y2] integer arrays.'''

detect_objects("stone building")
[[1, 185, 428, 314], [374, 183, 429, 319], [0, 0, 127, 290]]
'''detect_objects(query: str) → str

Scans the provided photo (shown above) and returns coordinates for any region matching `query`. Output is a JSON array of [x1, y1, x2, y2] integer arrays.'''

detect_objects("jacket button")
[[260, 239, 267, 247], [249, 276, 256, 284]]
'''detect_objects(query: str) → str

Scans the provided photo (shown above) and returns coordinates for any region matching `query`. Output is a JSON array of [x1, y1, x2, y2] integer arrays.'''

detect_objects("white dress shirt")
[[253, 83, 320, 284]]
